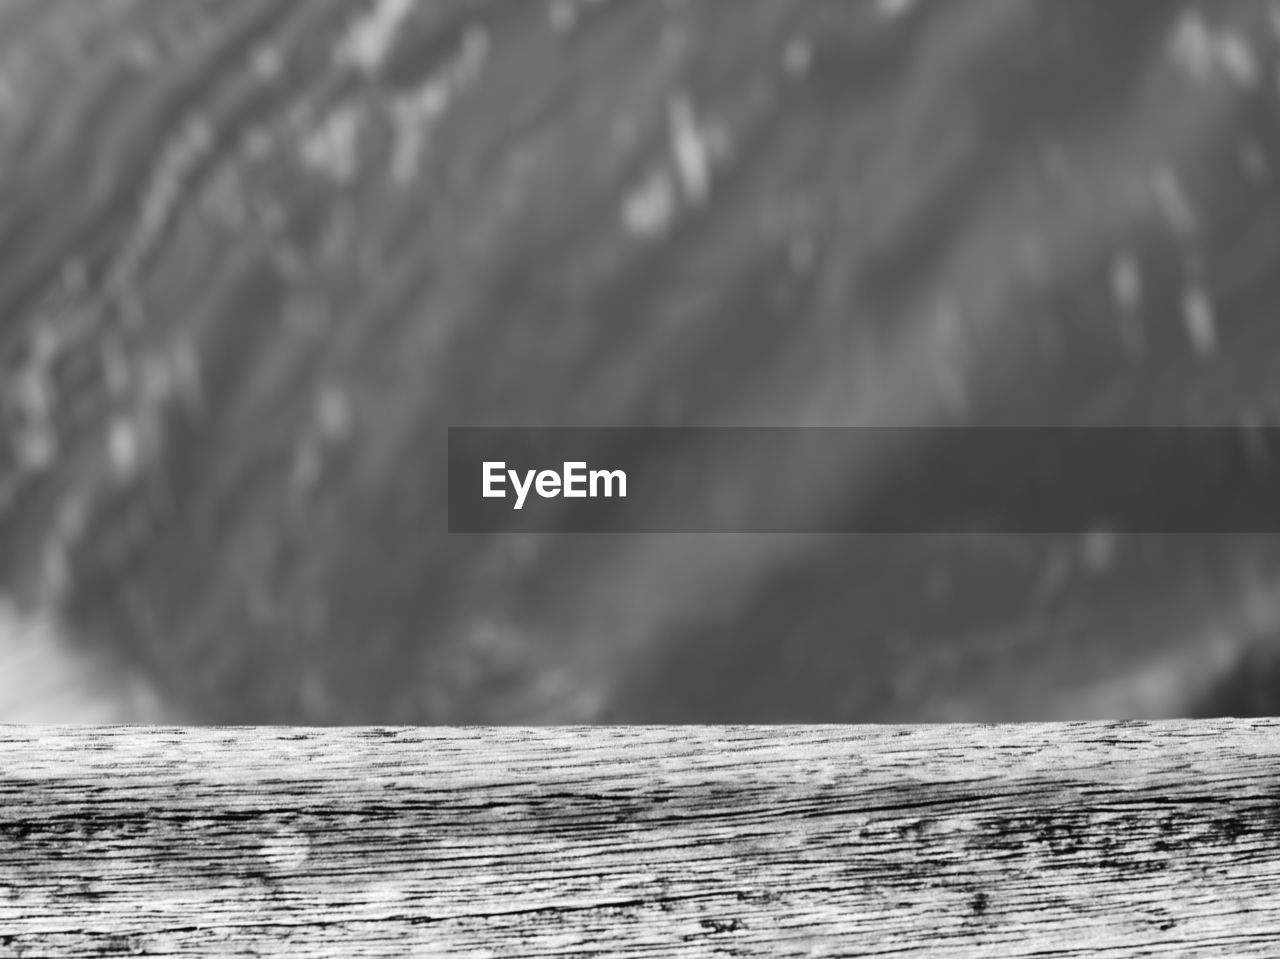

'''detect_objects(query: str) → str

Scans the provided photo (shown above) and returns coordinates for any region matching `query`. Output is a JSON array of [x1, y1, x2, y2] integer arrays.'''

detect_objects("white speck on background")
[[389, 81, 451, 185], [875, 0, 917, 19], [1167, 10, 1260, 89], [622, 169, 678, 238], [252, 45, 284, 81], [1182, 287, 1218, 357], [1110, 252, 1143, 311], [107, 418, 141, 478], [668, 95, 713, 204], [1217, 34, 1260, 88], [456, 26, 491, 81], [548, 0, 576, 32], [336, 0, 415, 74], [1080, 528, 1119, 574], [300, 106, 360, 182], [782, 37, 812, 75], [316, 385, 354, 441]]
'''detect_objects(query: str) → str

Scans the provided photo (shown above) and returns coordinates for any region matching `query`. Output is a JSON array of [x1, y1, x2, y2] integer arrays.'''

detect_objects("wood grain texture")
[[3, 722, 1280, 956]]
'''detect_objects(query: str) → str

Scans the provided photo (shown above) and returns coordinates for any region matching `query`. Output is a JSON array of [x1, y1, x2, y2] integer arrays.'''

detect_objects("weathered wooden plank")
[[2, 722, 1280, 956]]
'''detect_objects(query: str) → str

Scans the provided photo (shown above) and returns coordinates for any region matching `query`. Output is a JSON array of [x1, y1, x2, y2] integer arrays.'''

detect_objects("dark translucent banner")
[[448, 427, 1280, 534]]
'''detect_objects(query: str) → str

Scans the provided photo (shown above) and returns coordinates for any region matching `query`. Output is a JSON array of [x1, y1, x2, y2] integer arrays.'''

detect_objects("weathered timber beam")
[[2, 721, 1280, 956]]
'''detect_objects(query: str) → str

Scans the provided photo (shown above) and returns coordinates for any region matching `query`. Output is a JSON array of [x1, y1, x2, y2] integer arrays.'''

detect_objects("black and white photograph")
[[3, 0, 1280, 954]]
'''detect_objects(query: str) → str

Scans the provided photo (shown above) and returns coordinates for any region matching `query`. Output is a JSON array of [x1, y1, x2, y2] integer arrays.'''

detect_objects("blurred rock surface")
[[1, 0, 1279, 722]]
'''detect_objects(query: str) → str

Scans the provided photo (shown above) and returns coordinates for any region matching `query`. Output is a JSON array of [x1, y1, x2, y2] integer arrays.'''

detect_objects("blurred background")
[[2, 0, 1280, 724]]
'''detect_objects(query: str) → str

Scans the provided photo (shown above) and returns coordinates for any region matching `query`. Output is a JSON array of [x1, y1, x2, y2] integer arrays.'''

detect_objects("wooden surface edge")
[[2, 721, 1280, 957]]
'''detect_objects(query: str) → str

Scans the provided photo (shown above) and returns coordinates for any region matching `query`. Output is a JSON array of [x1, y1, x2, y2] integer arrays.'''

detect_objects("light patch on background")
[[0, 599, 171, 723]]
